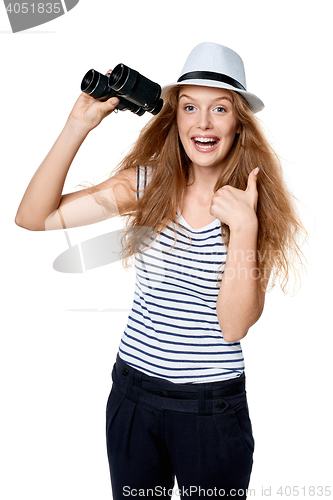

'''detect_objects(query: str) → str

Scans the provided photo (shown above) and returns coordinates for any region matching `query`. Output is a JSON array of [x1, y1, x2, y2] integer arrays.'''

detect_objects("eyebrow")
[[179, 94, 233, 104]]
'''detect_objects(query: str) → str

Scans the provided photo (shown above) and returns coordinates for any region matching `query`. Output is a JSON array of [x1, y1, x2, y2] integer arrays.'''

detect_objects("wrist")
[[229, 214, 258, 235], [65, 115, 92, 138]]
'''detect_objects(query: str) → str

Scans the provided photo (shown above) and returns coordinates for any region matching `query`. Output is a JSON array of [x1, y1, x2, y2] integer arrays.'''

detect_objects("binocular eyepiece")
[[81, 64, 163, 116]]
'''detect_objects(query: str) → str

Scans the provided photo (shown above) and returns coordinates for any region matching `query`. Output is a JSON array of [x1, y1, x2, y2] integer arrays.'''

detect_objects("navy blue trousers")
[[106, 355, 254, 499]]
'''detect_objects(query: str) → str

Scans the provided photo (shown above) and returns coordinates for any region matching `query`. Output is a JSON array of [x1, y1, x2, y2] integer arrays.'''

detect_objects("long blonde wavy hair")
[[110, 85, 307, 294]]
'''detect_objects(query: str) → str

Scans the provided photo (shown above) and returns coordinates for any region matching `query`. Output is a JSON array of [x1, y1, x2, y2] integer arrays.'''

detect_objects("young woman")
[[15, 43, 305, 499]]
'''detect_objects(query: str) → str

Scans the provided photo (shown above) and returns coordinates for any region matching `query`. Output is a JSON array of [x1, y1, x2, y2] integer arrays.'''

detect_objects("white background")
[[1, 0, 332, 498]]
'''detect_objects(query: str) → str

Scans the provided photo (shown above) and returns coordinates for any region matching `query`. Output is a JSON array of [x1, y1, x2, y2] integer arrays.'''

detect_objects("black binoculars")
[[81, 64, 163, 116]]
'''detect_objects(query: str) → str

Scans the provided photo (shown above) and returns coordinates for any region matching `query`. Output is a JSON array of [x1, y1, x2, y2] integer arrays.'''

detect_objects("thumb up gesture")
[[210, 168, 259, 231]]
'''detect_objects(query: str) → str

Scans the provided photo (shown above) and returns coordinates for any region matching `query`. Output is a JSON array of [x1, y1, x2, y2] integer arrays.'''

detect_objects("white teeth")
[[193, 137, 217, 149], [196, 144, 215, 149], [194, 137, 216, 143]]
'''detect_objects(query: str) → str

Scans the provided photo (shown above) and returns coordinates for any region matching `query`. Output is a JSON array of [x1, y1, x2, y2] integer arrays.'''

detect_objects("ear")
[[236, 118, 243, 135], [235, 124, 242, 142]]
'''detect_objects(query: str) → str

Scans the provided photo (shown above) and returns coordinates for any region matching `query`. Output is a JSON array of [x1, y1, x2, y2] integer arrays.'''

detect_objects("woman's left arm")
[[210, 168, 265, 342]]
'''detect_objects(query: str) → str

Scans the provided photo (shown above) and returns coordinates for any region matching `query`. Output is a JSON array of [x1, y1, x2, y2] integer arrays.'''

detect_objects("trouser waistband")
[[111, 354, 246, 415]]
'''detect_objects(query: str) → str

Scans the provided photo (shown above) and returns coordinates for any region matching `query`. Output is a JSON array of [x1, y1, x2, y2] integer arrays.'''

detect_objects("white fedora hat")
[[162, 42, 264, 114]]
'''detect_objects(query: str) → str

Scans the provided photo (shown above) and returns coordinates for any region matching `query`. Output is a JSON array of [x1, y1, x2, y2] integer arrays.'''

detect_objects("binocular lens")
[[81, 70, 111, 100], [150, 99, 164, 115], [109, 65, 126, 90], [81, 70, 95, 92], [81, 69, 100, 93], [80, 64, 163, 116]]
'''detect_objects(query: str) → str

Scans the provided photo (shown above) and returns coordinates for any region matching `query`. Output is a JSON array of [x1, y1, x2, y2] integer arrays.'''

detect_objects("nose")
[[197, 109, 212, 130]]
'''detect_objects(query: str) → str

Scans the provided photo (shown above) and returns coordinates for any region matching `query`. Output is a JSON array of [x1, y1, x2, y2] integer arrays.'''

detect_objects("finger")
[[79, 92, 95, 101], [246, 168, 259, 192], [95, 96, 119, 119], [104, 96, 120, 110]]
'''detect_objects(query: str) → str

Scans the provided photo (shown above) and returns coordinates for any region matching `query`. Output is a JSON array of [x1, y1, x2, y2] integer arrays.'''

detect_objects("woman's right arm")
[[15, 90, 136, 231]]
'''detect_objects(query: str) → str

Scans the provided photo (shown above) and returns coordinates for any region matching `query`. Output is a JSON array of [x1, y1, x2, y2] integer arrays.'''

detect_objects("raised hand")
[[67, 69, 119, 132], [210, 168, 259, 231]]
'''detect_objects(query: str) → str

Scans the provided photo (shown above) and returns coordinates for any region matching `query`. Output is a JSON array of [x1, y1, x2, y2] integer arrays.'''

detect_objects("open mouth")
[[191, 136, 220, 152]]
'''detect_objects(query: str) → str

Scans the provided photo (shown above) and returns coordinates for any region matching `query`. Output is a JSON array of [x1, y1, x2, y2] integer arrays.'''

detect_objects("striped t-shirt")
[[118, 166, 245, 383]]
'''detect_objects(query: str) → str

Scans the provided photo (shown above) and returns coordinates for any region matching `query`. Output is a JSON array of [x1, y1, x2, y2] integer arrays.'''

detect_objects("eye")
[[184, 105, 196, 112], [214, 106, 226, 113]]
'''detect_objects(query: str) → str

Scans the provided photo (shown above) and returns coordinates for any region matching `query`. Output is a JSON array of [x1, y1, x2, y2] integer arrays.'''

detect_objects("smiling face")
[[177, 85, 240, 175]]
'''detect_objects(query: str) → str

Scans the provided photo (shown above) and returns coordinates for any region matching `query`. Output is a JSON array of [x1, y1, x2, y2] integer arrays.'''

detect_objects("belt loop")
[[198, 385, 204, 415], [198, 384, 213, 416], [126, 369, 142, 403], [126, 370, 134, 400], [205, 386, 212, 416]]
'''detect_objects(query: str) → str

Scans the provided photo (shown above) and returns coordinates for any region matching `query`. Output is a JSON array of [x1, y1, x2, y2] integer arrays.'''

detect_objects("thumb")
[[246, 167, 259, 192]]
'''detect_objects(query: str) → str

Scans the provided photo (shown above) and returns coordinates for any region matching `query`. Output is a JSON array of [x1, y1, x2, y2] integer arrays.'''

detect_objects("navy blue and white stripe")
[[118, 166, 245, 383]]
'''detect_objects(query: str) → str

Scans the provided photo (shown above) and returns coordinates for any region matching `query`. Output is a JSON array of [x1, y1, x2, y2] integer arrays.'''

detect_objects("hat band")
[[177, 71, 246, 91]]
